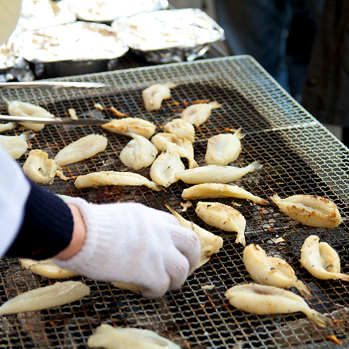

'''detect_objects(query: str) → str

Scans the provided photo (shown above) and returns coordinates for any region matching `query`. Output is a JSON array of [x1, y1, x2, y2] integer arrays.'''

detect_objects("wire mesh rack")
[[1, 55, 349, 348]]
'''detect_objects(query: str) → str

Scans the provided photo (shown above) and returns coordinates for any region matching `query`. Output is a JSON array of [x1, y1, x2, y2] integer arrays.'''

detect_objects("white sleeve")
[[0, 146, 30, 257]]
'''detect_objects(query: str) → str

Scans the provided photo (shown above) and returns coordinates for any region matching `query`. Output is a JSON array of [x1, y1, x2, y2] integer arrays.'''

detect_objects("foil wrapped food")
[[65, 0, 168, 23], [12, 0, 76, 36], [112, 8, 225, 63], [14, 21, 128, 63]]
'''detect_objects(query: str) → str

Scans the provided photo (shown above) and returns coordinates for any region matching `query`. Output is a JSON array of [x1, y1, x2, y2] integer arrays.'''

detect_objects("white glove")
[[54, 198, 201, 298]]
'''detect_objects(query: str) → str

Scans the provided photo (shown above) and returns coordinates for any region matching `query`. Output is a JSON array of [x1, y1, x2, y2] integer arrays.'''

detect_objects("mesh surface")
[[1, 56, 349, 348]]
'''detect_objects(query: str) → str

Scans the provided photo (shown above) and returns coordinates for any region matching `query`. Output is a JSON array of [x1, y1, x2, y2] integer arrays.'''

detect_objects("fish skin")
[[101, 117, 156, 139], [182, 183, 268, 205], [150, 150, 184, 187], [0, 281, 89, 315], [176, 161, 261, 184], [270, 194, 342, 228], [300, 235, 349, 281], [163, 118, 195, 143], [74, 171, 161, 191], [151, 132, 198, 169], [142, 83, 175, 112], [195, 201, 246, 246], [205, 128, 242, 165], [225, 283, 332, 327], [7, 100, 54, 132], [120, 134, 157, 170], [243, 244, 312, 297], [181, 101, 221, 127], [54, 134, 107, 166]]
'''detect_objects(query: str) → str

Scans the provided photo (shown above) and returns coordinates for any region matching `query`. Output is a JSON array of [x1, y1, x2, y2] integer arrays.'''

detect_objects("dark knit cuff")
[[6, 182, 74, 260]]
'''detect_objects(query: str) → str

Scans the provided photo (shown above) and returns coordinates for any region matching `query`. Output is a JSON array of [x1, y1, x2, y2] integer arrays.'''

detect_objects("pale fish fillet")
[[195, 202, 246, 246], [20, 258, 78, 279], [151, 132, 198, 168], [87, 323, 180, 349], [0, 281, 90, 315], [163, 118, 195, 143], [111, 282, 141, 292], [181, 101, 221, 127], [7, 100, 55, 132], [55, 134, 108, 166], [120, 134, 157, 170], [176, 161, 261, 184], [270, 194, 342, 228], [165, 204, 223, 267], [101, 117, 156, 139], [150, 150, 184, 187], [243, 244, 312, 298], [205, 128, 242, 165], [23, 149, 67, 184], [0, 130, 33, 159], [182, 183, 268, 205], [225, 283, 332, 327], [0, 122, 16, 133], [142, 83, 176, 112], [300, 235, 349, 280], [74, 171, 161, 191]]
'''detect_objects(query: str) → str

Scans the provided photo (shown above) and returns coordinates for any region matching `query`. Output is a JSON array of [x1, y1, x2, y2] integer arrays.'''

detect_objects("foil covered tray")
[[112, 8, 225, 63], [64, 0, 168, 23], [12, 0, 76, 36], [13, 21, 129, 78]]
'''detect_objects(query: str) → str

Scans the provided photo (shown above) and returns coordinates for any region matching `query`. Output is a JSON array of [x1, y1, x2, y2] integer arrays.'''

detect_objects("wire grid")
[[0, 56, 349, 348]]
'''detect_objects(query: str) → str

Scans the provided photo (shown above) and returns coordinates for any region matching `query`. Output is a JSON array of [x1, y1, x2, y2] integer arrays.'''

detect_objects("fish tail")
[[248, 161, 262, 172], [255, 197, 269, 205], [21, 130, 36, 140], [189, 158, 199, 169], [333, 273, 349, 281], [306, 310, 332, 328], [235, 232, 246, 246], [234, 127, 244, 140], [295, 280, 313, 298], [209, 101, 222, 109]]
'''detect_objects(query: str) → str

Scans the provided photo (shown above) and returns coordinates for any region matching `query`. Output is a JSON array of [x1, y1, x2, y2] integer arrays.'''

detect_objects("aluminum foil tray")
[[1, 56, 349, 348], [112, 8, 225, 63], [65, 0, 169, 23]]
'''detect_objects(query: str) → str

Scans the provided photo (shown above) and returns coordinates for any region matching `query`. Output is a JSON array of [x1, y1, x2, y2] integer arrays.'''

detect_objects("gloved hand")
[[53, 198, 201, 298]]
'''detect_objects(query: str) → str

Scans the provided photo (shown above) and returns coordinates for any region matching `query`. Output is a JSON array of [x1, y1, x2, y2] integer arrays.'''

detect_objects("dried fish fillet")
[[176, 161, 261, 184], [101, 117, 156, 139], [166, 204, 223, 267], [20, 258, 78, 279], [151, 132, 198, 168], [300, 235, 349, 281], [7, 100, 55, 132], [150, 150, 185, 187], [205, 128, 242, 165], [163, 118, 195, 143], [75, 171, 161, 191], [111, 282, 141, 292], [23, 149, 66, 184], [0, 130, 33, 159], [181, 101, 221, 127], [270, 194, 342, 228], [225, 284, 332, 327], [243, 244, 311, 297], [142, 83, 176, 112], [196, 202, 246, 246], [120, 134, 157, 170], [182, 183, 268, 205], [55, 134, 108, 166], [0, 281, 89, 315], [0, 122, 16, 133], [87, 323, 180, 349]]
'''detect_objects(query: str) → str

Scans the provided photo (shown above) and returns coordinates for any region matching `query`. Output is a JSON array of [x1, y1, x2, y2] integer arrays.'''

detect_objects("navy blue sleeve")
[[6, 181, 74, 260]]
